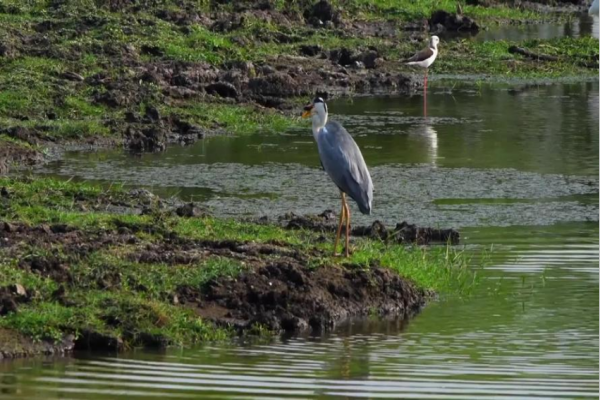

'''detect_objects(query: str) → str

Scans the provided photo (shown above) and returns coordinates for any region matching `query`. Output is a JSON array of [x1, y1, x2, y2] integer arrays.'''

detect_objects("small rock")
[[140, 44, 164, 56], [258, 65, 276, 75], [360, 50, 380, 69], [350, 61, 365, 69], [61, 71, 85, 82], [299, 44, 322, 57], [2, 222, 14, 232], [0, 42, 17, 58], [329, 47, 356, 66], [145, 106, 161, 122], [205, 82, 239, 99], [304, 0, 341, 26], [429, 9, 479, 32], [176, 203, 207, 218], [11, 284, 27, 297], [248, 72, 299, 97]]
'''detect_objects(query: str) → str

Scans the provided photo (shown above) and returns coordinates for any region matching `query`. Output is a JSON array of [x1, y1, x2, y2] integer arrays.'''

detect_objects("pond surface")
[[474, 14, 599, 41], [2, 80, 599, 399]]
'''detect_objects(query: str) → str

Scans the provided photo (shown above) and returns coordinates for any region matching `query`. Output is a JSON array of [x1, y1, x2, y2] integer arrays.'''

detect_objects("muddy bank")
[[0, 142, 44, 176], [0, 328, 75, 360], [0, 218, 427, 354], [0, 177, 469, 357], [262, 210, 460, 245], [2, 0, 596, 174], [184, 260, 427, 333]]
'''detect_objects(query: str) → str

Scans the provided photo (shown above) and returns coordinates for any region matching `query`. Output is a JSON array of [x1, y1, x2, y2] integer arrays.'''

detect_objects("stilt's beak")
[[301, 104, 313, 119]]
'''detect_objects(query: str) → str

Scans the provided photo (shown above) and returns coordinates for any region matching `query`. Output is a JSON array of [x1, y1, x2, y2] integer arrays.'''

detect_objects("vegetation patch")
[[0, 176, 475, 356], [0, 0, 595, 173]]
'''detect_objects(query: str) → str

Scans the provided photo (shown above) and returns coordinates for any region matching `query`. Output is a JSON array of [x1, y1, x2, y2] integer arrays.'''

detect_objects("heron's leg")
[[343, 198, 351, 257], [333, 192, 346, 256]]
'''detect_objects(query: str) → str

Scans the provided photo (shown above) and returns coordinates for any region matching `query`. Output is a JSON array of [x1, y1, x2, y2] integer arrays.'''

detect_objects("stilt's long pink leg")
[[424, 69, 428, 118]]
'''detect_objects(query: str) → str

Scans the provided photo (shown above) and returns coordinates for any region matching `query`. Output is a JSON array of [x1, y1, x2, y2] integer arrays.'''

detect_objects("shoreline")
[[0, 176, 468, 359], [0, 1, 598, 173]]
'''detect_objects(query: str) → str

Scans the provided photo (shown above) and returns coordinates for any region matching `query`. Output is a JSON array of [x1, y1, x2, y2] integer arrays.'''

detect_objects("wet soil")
[[183, 260, 427, 333], [0, 1, 427, 173], [0, 141, 44, 175], [0, 182, 454, 354], [267, 210, 460, 245], [0, 328, 75, 360], [0, 218, 428, 350], [1, 0, 592, 174]]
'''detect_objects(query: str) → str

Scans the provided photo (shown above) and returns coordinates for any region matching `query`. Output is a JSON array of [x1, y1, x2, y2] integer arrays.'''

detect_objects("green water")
[[2, 81, 598, 399]]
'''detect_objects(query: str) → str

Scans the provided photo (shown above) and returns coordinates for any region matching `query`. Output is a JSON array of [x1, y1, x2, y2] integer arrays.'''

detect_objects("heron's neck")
[[311, 114, 327, 137]]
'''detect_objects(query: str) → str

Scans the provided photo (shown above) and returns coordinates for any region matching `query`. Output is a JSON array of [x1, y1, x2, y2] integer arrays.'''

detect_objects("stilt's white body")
[[590, 0, 599, 14], [405, 36, 440, 117], [406, 48, 438, 68], [405, 36, 440, 70]]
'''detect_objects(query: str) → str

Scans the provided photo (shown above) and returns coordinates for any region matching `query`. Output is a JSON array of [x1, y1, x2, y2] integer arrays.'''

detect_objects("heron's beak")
[[301, 105, 313, 119]]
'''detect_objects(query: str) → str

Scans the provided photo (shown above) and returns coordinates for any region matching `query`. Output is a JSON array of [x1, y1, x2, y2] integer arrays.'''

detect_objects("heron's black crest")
[[313, 97, 327, 113]]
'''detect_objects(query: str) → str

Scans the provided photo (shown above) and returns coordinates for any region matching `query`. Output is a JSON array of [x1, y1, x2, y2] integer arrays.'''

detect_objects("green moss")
[[165, 102, 300, 136]]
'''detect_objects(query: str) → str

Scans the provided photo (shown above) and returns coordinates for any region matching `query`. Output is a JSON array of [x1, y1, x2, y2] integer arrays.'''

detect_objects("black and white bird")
[[406, 35, 440, 114], [302, 97, 373, 257]]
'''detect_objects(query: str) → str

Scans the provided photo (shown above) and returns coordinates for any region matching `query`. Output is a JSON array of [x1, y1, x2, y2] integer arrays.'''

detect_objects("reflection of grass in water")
[[0, 176, 479, 347]]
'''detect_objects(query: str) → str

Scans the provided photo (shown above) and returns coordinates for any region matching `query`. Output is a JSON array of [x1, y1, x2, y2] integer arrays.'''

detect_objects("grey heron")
[[406, 36, 440, 116], [302, 97, 373, 257]]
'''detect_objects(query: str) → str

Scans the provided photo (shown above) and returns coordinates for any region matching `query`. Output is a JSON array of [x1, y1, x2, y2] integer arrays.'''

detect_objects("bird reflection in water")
[[408, 122, 439, 167]]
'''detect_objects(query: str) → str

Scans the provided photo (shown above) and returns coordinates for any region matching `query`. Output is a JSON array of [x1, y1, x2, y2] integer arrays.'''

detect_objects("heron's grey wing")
[[317, 121, 373, 215], [406, 46, 434, 62]]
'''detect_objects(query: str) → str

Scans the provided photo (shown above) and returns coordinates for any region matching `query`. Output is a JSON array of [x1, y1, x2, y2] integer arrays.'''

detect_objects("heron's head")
[[430, 36, 440, 49], [302, 97, 328, 120]]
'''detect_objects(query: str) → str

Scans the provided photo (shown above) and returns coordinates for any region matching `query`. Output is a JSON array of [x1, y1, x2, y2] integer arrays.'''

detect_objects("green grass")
[[0, 176, 477, 348], [435, 37, 599, 78], [0, 0, 595, 147], [342, 0, 550, 23]]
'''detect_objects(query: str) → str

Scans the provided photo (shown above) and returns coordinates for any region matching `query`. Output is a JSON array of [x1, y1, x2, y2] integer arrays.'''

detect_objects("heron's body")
[[314, 121, 373, 215], [303, 97, 373, 256]]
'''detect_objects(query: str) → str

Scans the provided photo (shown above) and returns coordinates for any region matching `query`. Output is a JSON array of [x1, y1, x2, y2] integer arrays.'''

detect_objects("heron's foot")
[[343, 246, 352, 258]]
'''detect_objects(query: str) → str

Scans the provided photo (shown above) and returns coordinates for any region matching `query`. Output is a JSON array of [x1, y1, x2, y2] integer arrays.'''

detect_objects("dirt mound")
[[270, 210, 460, 245], [429, 10, 479, 33], [0, 285, 29, 316], [304, 0, 342, 27], [182, 260, 426, 333], [0, 141, 44, 175], [0, 328, 75, 359]]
